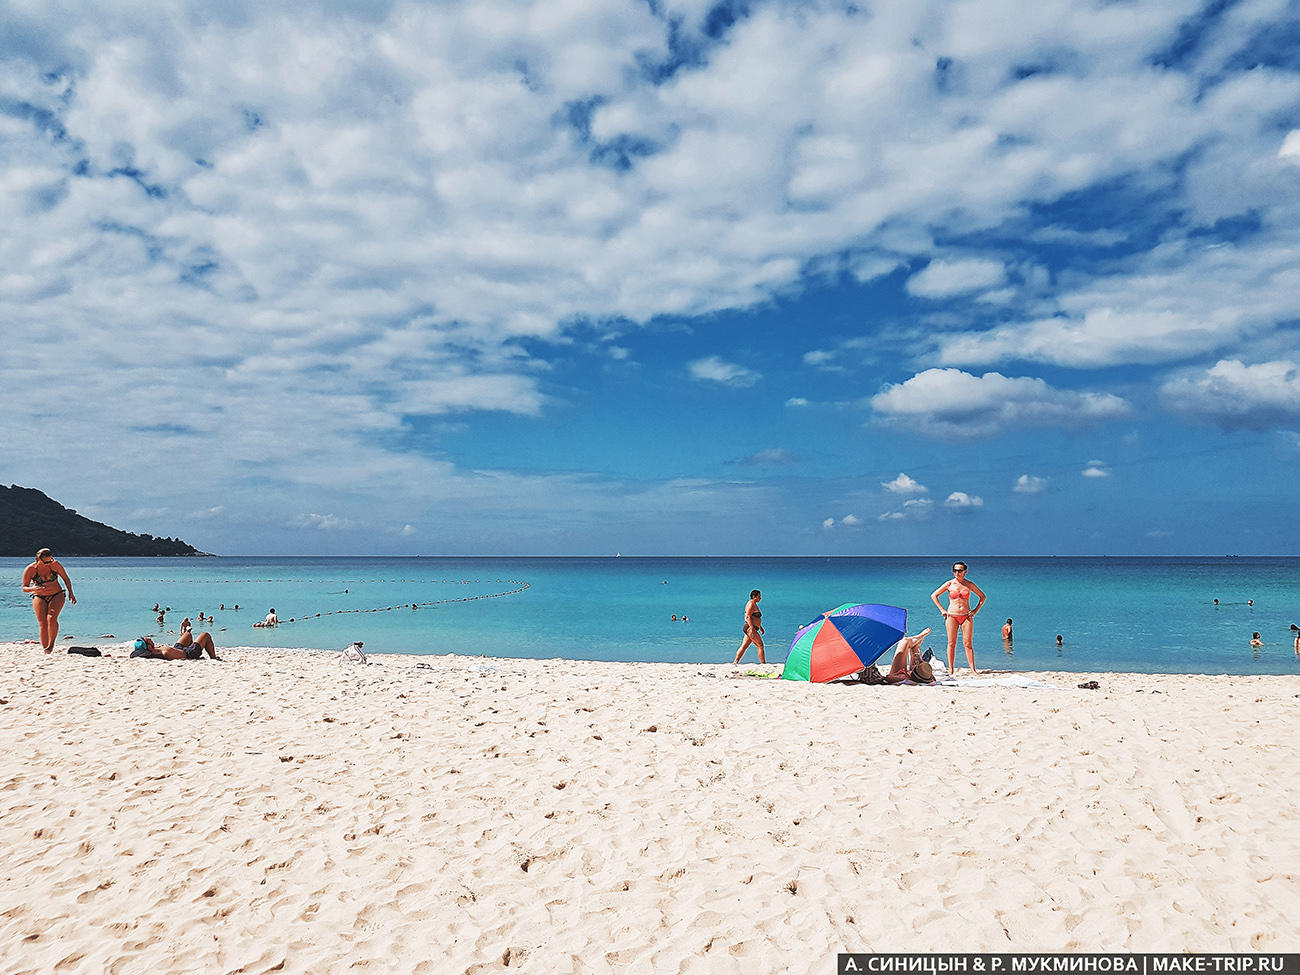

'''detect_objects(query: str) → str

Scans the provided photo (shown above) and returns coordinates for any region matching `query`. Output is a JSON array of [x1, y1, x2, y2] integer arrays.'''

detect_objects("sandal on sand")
[[1077, 680, 1100, 690]]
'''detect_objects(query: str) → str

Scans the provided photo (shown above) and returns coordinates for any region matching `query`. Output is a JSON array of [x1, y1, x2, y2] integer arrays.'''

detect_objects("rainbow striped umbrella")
[[781, 603, 907, 682]]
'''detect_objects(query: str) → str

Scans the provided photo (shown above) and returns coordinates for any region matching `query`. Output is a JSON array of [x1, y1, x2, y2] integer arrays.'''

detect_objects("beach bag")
[[909, 658, 935, 684], [341, 642, 368, 665], [68, 646, 102, 657], [857, 664, 887, 685]]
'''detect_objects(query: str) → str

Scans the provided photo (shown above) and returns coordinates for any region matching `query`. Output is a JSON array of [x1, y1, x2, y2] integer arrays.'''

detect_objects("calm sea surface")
[[2, 556, 1297, 675]]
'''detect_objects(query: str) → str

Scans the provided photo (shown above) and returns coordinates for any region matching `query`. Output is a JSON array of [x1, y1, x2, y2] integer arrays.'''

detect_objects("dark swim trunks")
[[184, 643, 204, 660]]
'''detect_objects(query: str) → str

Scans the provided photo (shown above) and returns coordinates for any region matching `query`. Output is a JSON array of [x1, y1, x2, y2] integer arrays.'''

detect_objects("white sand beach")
[[2, 642, 1298, 974]]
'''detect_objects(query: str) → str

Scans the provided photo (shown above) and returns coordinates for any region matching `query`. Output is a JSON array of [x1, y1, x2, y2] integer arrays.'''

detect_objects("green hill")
[[0, 485, 206, 557]]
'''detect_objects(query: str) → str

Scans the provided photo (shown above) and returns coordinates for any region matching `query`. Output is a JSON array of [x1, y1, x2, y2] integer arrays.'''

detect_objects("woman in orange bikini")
[[930, 561, 985, 677], [21, 547, 76, 652]]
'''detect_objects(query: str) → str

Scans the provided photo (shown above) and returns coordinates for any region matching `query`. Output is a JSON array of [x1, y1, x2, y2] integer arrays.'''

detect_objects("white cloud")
[[871, 369, 1129, 440], [1013, 474, 1049, 494], [823, 513, 861, 529], [297, 512, 345, 530], [785, 397, 810, 408], [1159, 359, 1300, 431], [1082, 462, 1111, 478], [399, 524, 416, 536], [906, 258, 1006, 298], [937, 239, 1300, 370], [945, 492, 983, 508], [881, 472, 928, 495], [687, 355, 760, 387], [879, 498, 934, 521], [803, 349, 837, 367], [1277, 130, 1300, 164], [0, 0, 1297, 550]]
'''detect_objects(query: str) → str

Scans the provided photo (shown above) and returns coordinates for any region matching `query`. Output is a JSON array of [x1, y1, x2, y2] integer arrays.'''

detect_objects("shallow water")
[[2, 556, 1296, 674]]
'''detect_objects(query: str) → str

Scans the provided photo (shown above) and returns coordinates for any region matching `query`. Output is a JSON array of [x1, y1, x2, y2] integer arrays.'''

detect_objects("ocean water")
[[2, 556, 1297, 675]]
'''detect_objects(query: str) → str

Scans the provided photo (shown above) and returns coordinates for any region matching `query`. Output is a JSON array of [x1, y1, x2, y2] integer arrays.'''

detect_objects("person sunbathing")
[[131, 631, 220, 660], [885, 627, 933, 683]]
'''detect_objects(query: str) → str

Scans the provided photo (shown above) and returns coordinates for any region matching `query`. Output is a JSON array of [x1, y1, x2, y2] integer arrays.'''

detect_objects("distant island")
[[0, 485, 206, 557]]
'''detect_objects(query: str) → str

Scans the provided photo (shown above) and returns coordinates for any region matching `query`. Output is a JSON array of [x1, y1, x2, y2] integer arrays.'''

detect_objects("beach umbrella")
[[781, 603, 908, 682]]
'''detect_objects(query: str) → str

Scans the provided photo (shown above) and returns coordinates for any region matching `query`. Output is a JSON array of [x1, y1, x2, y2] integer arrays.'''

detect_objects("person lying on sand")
[[131, 631, 220, 660], [885, 627, 933, 683]]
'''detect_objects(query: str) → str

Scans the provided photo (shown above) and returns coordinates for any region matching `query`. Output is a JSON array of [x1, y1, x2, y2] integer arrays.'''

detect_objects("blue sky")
[[2, 0, 1299, 555]]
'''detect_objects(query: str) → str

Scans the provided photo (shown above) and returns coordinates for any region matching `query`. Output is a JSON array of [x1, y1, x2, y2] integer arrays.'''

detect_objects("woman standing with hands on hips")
[[931, 561, 985, 677]]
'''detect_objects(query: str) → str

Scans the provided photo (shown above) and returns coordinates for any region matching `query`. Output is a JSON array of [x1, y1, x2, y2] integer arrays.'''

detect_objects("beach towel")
[[935, 675, 1053, 689]]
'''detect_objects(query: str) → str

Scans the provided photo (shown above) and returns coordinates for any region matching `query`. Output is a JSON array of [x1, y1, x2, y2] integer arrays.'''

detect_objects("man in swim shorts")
[[130, 631, 220, 660]]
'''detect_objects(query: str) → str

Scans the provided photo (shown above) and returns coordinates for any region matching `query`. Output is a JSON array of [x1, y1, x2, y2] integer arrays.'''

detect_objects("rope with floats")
[[82, 577, 529, 585], [252, 580, 532, 627]]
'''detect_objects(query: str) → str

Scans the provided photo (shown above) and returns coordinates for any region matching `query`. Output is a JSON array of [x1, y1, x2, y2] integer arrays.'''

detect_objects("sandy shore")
[[2, 642, 1298, 973]]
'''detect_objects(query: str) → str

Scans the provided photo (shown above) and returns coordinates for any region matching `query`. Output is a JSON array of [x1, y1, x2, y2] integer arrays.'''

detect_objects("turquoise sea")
[[2, 556, 1297, 675]]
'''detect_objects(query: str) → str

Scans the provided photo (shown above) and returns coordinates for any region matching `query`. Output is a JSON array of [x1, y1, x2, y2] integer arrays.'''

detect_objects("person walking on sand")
[[930, 561, 985, 678], [734, 589, 765, 664], [21, 548, 76, 653]]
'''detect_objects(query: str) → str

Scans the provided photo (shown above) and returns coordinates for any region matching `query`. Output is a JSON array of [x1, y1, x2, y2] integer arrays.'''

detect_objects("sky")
[[2, 0, 1299, 556]]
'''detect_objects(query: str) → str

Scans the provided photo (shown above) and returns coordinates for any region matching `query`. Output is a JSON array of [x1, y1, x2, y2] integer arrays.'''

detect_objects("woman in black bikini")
[[21, 547, 76, 653], [733, 589, 765, 664]]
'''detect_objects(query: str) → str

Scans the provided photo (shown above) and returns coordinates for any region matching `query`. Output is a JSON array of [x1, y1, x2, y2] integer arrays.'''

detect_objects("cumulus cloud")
[[906, 258, 1006, 298], [1280, 130, 1300, 164], [881, 472, 928, 495], [785, 397, 810, 408], [936, 241, 1300, 370], [1, 0, 1297, 549], [871, 369, 1129, 440], [803, 349, 837, 367], [823, 514, 861, 530], [945, 492, 983, 508], [688, 356, 760, 387], [1082, 461, 1111, 478], [1159, 359, 1300, 431], [297, 512, 345, 530], [1013, 474, 1049, 494], [879, 498, 934, 521]]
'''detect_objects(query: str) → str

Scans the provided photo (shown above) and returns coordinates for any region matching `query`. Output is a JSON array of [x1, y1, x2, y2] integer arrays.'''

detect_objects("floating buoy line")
[[87, 577, 527, 586], [85, 578, 531, 627], [264, 580, 531, 627]]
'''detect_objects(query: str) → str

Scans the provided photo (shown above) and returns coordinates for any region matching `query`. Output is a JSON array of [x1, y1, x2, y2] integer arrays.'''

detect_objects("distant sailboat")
[[615, 551, 622, 557]]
